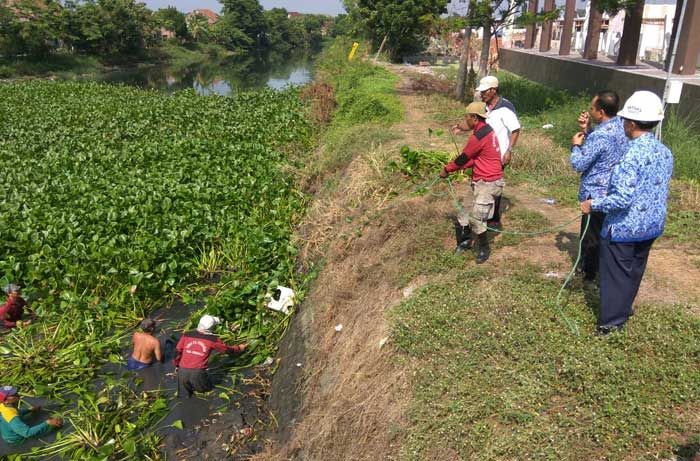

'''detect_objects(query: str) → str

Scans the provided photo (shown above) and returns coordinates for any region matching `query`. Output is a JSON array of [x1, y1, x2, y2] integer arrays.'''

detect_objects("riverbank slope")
[[257, 46, 700, 461]]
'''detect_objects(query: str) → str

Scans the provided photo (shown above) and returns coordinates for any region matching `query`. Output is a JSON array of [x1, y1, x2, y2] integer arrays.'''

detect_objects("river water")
[[94, 54, 313, 95]]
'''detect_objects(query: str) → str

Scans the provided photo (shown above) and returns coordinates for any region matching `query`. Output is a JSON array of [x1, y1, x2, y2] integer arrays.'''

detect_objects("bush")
[[662, 109, 700, 180], [316, 38, 403, 126]]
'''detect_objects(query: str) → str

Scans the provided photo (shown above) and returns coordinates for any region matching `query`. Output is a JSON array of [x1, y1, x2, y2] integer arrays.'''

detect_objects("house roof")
[[189, 8, 220, 24]]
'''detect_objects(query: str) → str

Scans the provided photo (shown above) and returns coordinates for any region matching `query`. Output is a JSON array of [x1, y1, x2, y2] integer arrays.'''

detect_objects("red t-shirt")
[[173, 330, 243, 369], [445, 120, 503, 182], [0, 297, 26, 328]]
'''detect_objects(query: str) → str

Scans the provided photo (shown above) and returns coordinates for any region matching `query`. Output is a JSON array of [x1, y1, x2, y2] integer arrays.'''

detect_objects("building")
[[504, 0, 687, 67], [446, 0, 469, 16], [189, 8, 219, 25], [160, 27, 175, 40]]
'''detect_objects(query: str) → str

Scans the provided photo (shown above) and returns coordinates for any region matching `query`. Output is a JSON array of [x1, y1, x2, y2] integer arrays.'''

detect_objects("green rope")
[[439, 176, 588, 335], [554, 213, 590, 336], [444, 178, 581, 235]]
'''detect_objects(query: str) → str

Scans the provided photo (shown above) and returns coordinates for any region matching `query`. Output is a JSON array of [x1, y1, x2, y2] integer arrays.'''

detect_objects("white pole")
[[657, 0, 688, 140]]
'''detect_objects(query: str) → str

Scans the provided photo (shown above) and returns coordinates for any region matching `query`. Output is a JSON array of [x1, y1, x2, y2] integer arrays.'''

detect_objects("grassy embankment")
[[295, 46, 700, 460], [387, 73, 700, 459], [0, 41, 230, 79]]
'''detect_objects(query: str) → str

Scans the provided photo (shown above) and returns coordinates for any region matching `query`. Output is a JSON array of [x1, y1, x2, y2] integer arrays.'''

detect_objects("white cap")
[[197, 314, 221, 332], [618, 90, 664, 122], [476, 76, 499, 92]]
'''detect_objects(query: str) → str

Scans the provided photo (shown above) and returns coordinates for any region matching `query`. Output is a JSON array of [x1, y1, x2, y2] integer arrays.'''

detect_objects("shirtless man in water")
[[127, 318, 162, 370]]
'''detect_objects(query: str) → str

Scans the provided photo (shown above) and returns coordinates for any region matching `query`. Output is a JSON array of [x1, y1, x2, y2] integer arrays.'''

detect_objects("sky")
[[143, 0, 346, 15]]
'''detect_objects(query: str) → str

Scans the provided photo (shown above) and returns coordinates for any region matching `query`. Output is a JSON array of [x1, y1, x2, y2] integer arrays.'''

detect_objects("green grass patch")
[[391, 263, 700, 460], [662, 109, 700, 181], [317, 39, 403, 126]]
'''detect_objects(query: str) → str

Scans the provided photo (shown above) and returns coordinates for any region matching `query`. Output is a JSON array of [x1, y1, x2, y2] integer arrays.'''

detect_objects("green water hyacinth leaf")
[[171, 420, 184, 430]]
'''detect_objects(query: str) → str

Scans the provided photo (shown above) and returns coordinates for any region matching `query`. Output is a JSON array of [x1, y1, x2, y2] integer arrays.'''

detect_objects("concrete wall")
[[500, 48, 700, 119]]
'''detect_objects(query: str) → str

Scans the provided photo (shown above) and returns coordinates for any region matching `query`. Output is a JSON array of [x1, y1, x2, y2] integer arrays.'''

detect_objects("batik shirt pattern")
[[592, 132, 673, 243], [571, 116, 629, 201]]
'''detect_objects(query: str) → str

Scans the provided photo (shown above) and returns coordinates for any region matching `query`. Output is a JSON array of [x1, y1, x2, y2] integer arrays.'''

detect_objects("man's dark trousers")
[[598, 237, 654, 328], [491, 196, 502, 224], [580, 211, 604, 280]]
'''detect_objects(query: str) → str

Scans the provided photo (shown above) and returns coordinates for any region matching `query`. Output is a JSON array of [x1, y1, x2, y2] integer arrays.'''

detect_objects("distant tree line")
[[0, 0, 336, 59]]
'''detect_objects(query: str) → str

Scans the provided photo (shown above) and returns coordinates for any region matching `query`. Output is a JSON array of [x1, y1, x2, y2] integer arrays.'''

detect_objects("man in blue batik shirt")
[[571, 91, 629, 283], [580, 91, 673, 335]]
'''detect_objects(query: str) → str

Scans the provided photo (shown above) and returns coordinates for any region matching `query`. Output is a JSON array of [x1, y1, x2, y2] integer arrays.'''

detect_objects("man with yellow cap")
[[0, 386, 62, 445], [441, 102, 504, 264]]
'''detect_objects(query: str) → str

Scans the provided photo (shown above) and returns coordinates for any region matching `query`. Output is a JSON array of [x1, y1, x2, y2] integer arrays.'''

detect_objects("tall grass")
[[497, 71, 700, 180], [316, 39, 403, 126], [662, 109, 700, 181]]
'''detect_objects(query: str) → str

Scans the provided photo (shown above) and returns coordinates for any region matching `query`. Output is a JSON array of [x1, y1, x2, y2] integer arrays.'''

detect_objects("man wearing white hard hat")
[[580, 91, 673, 335], [174, 314, 247, 397]]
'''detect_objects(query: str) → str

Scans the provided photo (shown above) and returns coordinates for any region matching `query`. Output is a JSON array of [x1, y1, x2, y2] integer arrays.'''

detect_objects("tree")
[[351, 0, 449, 58], [593, 0, 646, 65], [615, 0, 644, 65], [329, 13, 352, 37], [583, 0, 603, 59], [186, 13, 211, 42], [0, 0, 63, 57], [455, 0, 478, 100], [217, 0, 266, 51], [473, 0, 540, 77], [153, 6, 189, 41]]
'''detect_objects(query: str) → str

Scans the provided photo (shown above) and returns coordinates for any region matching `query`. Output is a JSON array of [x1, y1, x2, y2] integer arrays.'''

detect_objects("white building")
[[500, 0, 677, 65], [446, 0, 470, 16]]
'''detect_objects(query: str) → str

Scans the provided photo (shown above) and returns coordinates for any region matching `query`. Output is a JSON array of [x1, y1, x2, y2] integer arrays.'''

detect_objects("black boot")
[[476, 232, 490, 264], [454, 223, 473, 253]]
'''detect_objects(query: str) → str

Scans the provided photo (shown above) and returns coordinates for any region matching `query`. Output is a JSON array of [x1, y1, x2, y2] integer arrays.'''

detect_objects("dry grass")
[[255, 151, 452, 461]]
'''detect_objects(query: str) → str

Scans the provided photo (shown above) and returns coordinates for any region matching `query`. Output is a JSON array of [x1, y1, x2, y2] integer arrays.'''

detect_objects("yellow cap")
[[465, 102, 488, 118]]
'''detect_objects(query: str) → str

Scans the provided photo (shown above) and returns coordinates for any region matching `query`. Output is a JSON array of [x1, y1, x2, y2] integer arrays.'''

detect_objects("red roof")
[[190, 8, 219, 25]]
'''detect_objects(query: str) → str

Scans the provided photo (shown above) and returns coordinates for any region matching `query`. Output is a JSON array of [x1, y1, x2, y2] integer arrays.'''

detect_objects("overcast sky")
[[143, 0, 346, 15]]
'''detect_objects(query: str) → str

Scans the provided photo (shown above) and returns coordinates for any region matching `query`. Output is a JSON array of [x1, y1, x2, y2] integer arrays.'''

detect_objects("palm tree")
[[187, 13, 210, 42]]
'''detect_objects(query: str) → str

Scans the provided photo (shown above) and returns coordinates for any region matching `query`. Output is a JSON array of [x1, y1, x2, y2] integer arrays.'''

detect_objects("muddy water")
[[0, 300, 269, 459]]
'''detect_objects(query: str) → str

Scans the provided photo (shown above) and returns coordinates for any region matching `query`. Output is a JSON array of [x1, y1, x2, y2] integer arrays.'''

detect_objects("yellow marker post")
[[348, 42, 359, 61]]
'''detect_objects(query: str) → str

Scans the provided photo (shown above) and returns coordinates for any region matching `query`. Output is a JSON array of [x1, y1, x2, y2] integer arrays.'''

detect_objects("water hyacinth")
[[0, 81, 313, 456]]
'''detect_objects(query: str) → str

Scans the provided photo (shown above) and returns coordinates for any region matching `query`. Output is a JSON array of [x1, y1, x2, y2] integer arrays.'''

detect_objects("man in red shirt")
[[174, 315, 247, 397], [440, 102, 503, 264], [0, 284, 29, 329]]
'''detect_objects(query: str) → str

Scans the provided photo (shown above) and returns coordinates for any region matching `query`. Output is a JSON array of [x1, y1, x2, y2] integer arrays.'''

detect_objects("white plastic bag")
[[266, 286, 295, 315]]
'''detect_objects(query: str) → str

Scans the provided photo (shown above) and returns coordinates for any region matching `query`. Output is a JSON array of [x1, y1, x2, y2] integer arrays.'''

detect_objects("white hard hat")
[[198, 314, 221, 332], [476, 76, 499, 92], [618, 90, 664, 122]]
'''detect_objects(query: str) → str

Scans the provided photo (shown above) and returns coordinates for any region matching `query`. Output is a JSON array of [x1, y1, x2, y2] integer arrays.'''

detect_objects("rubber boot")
[[476, 232, 490, 264], [454, 222, 473, 253]]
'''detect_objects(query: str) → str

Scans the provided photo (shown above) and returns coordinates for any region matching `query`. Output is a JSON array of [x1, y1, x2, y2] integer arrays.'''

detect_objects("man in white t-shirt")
[[476, 76, 520, 228]]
